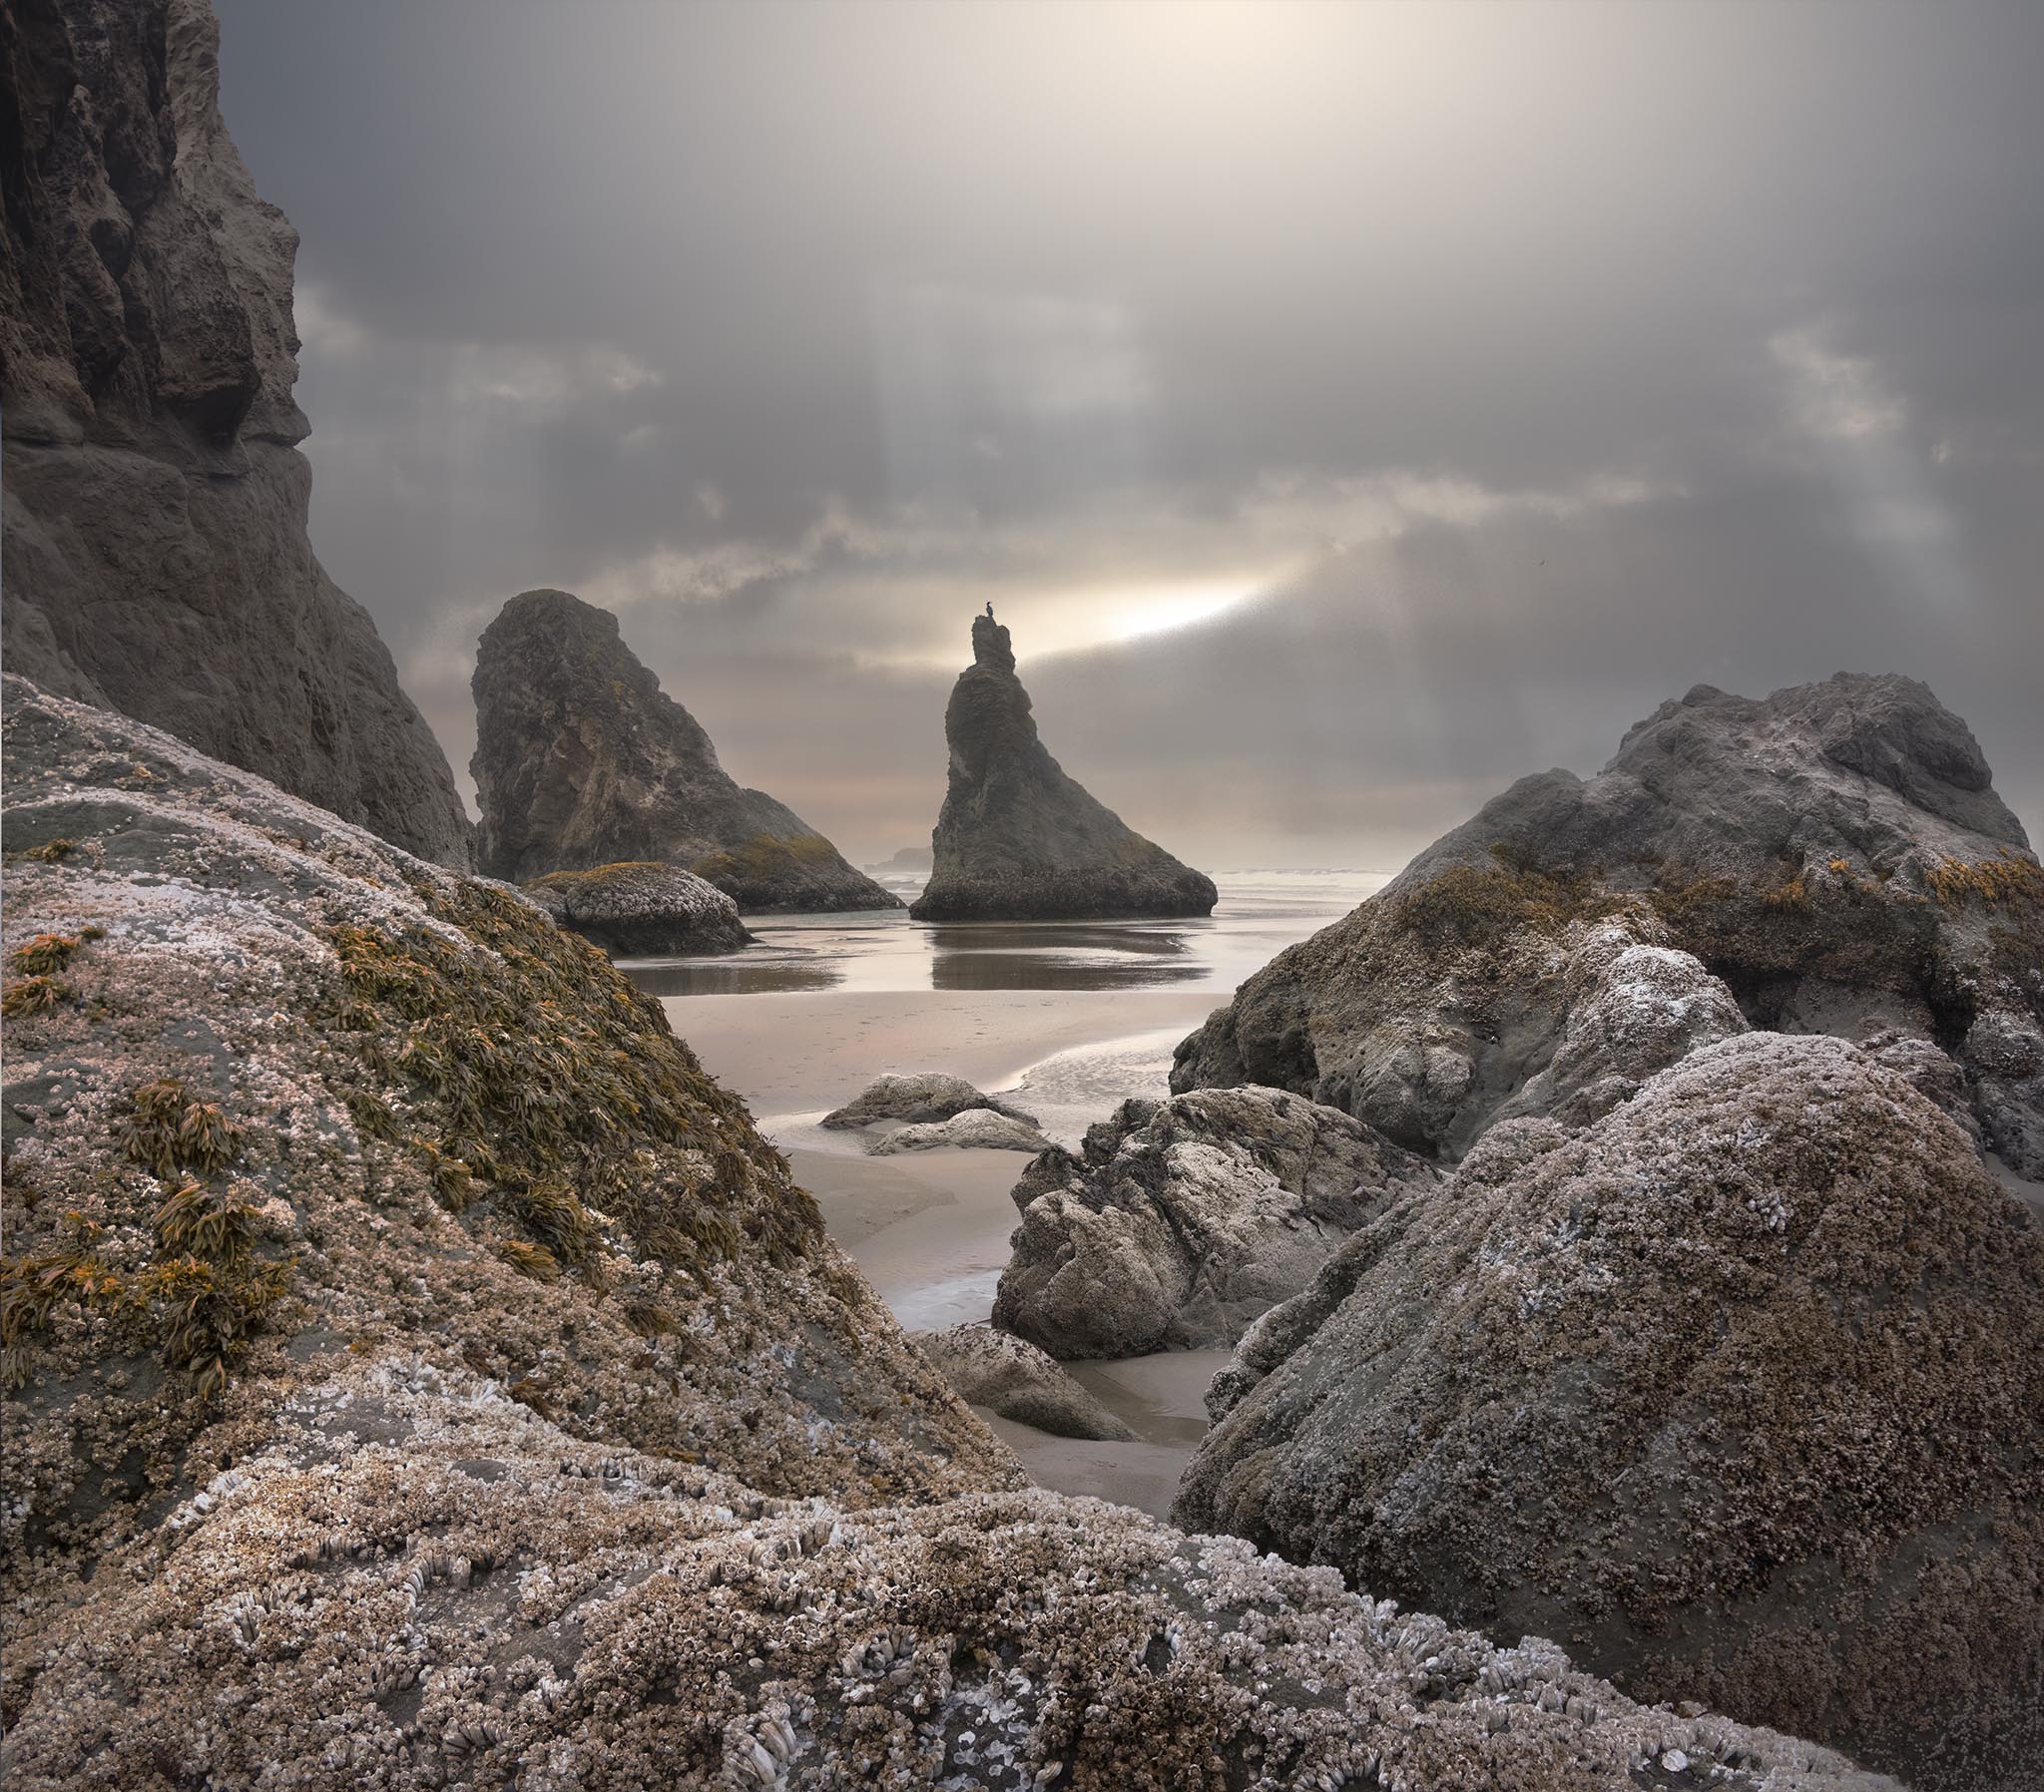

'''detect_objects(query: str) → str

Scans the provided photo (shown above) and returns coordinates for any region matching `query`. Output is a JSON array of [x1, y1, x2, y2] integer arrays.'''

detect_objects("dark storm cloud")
[[214, 0, 2042, 863]]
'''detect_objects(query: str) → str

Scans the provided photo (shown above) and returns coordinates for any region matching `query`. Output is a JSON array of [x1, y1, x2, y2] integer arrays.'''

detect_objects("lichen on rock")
[[1176, 1033, 2044, 1792]]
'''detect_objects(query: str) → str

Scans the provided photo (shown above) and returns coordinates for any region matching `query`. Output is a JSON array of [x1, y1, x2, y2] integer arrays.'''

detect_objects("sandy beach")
[[638, 874, 1377, 1513]]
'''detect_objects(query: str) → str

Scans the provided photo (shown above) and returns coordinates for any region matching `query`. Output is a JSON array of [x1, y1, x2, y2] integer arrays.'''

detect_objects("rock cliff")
[[1174, 673, 2044, 1176], [0, 673, 1902, 1791], [469, 589, 897, 912], [910, 615, 1218, 920], [1176, 1033, 2044, 1792], [0, 0, 473, 867]]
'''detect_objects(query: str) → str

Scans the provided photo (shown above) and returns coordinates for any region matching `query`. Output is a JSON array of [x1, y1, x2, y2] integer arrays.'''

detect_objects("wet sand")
[[665, 987, 1221, 1121]]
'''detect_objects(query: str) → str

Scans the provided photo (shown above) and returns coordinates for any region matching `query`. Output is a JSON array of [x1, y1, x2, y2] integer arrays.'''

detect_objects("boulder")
[[911, 1323, 1135, 1440], [909, 615, 1217, 920], [1176, 1034, 2044, 1792], [992, 1087, 1440, 1359], [821, 1072, 1039, 1130], [866, 1109, 1051, 1155], [520, 861, 752, 958], [0, 0, 472, 867], [469, 589, 898, 912], [0, 674, 1010, 1633], [1174, 674, 2044, 1174]]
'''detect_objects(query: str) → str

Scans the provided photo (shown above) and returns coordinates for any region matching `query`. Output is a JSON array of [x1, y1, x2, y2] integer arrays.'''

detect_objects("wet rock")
[[821, 1072, 1039, 1130], [1177, 1033, 2044, 1792], [521, 861, 752, 958], [911, 1323, 1135, 1440], [910, 615, 1217, 920], [993, 1086, 1440, 1358], [470, 589, 898, 912], [1175, 673, 2043, 1173], [0, 0, 472, 867], [866, 1109, 1051, 1155]]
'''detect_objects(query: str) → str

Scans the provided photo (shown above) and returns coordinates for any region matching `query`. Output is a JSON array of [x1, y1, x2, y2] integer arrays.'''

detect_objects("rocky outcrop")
[[0, 675, 1008, 1631], [1174, 674, 2044, 1174], [2, 1355, 1902, 1792], [992, 1086, 1440, 1359], [867, 1109, 1051, 1155], [911, 1323, 1135, 1440], [469, 589, 896, 912], [0, 676, 1906, 1791], [1177, 1034, 2044, 1792], [821, 1071, 1038, 1131], [0, 0, 472, 867], [909, 615, 1218, 920], [521, 861, 752, 958]]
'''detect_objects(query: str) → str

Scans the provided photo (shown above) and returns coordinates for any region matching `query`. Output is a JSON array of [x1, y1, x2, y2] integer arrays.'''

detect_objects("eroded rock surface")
[[821, 1072, 1038, 1131], [0, 0, 472, 867], [1174, 674, 2044, 1173], [2, 1352, 1906, 1792], [992, 1087, 1440, 1359], [910, 616, 1217, 921], [521, 861, 752, 958], [470, 589, 897, 912], [1177, 1034, 2044, 1792], [911, 1323, 1134, 1440]]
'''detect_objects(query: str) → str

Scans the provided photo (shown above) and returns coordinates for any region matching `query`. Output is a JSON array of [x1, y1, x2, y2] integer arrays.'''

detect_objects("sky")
[[214, 0, 2042, 869]]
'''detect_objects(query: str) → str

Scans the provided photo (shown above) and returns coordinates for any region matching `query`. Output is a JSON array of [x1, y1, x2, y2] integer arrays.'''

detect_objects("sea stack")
[[909, 613, 1218, 920], [470, 589, 897, 912]]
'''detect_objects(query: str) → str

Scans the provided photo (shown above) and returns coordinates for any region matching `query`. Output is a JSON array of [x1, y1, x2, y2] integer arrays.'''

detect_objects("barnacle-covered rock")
[[993, 1086, 1439, 1358], [1174, 674, 2044, 1174], [521, 861, 753, 958], [1, 1352, 1902, 1792], [0, 675, 1014, 1642], [1177, 1033, 2044, 1792], [911, 1323, 1134, 1441]]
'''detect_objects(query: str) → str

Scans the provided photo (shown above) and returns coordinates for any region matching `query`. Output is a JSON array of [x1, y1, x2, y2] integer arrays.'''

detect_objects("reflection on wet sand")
[[625, 958, 839, 996]]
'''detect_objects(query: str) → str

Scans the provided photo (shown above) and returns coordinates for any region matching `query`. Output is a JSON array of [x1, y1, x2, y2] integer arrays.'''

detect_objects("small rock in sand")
[[912, 1323, 1135, 1441], [822, 1071, 1039, 1130], [867, 1108, 1051, 1155]]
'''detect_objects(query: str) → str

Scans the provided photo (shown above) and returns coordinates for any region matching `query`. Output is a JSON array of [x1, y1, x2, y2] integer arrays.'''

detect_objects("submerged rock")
[[866, 1108, 1052, 1155], [1174, 673, 2044, 1173], [469, 589, 898, 912], [0, 0, 472, 868], [1176, 1034, 2044, 1792], [993, 1087, 1440, 1359], [521, 861, 752, 958], [1, 1352, 1901, 1792], [821, 1071, 1039, 1130], [912, 1322, 1135, 1440], [910, 615, 1218, 920]]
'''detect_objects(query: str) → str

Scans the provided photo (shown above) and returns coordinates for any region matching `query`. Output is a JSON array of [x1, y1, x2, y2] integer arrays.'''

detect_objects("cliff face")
[[0, 0, 473, 867], [909, 614, 1218, 921], [1175, 673, 2044, 1175], [470, 589, 898, 913]]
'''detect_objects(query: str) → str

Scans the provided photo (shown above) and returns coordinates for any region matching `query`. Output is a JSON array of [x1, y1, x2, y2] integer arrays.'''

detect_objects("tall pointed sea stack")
[[471, 589, 897, 912], [0, 0, 472, 868], [910, 613, 1218, 920]]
